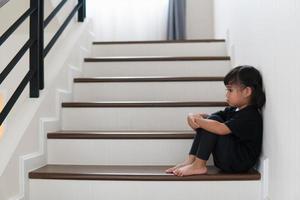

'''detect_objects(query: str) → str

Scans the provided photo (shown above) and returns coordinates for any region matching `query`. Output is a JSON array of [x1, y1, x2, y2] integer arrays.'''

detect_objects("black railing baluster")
[[39, 0, 44, 90], [0, 8, 36, 46], [0, 0, 9, 8], [0, 0, 86, 125], [0, 71, 34, 125], [78, 0, 86, 22], [44, 0, 67, 28], [0, 39, 34, 85], [44, 2, 83, 57], [29, 0, 40, 97]]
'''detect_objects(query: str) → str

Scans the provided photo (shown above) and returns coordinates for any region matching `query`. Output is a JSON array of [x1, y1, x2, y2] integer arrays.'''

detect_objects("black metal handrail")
[[0, 0, 86, 126]]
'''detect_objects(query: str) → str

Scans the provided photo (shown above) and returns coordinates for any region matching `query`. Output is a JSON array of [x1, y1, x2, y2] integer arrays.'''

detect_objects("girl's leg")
[[174, 115, 224, 176], [189, 128, 203, 155], [174, 129, 218, 176], [165, 129, 202, 173], [212, 135, 235, 172]]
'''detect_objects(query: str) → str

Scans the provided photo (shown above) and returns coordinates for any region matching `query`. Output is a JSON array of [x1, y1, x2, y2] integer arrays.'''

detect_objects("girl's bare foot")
[[165, 163, 188, 173], [165, 155, 196, 173], [173, 158, 208, 176], [173, 163, 207, 176]]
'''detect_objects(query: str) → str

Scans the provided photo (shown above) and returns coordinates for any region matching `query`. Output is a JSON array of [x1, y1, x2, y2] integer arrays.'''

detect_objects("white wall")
[[87, 0, 215, 41], [214, 1, 300, 199], [186, 0, 214, 39], [87, 0, 169, 41]]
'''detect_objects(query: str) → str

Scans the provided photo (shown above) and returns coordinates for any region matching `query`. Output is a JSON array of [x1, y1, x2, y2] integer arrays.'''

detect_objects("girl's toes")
[[166, 166, 177, 173], [173, 169, 177, 175], [173, 169, 179, 176], [165, 168, 172, 173]]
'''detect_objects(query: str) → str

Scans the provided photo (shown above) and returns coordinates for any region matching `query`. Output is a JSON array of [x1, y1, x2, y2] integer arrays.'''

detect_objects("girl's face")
[[225, 84, 252, 109]]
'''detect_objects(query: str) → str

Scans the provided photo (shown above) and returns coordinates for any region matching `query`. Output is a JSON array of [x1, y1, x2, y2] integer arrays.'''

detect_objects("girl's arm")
[[194, 117, 231, 135]]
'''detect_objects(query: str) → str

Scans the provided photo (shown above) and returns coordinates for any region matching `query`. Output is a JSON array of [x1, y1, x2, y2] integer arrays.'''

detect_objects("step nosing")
[[29, 173, 260, 181], [29, 165, 261, 181], [84, 56, 231, 62], [61, 101, 228, 108], [74, 76, 225, 83], [93, 39, 226, 45], [47, 132, 196, 140]]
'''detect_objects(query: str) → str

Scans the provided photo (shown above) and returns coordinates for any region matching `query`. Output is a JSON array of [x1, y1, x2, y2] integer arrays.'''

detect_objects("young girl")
[[166, 66, 266, 176]]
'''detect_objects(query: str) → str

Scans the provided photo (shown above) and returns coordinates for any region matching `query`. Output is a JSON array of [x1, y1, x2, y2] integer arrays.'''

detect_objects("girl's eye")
[[226, 89, 232, 92]]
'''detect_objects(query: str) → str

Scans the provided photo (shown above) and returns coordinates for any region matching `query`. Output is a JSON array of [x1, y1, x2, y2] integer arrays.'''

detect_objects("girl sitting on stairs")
[[166, 66, 266, 176]]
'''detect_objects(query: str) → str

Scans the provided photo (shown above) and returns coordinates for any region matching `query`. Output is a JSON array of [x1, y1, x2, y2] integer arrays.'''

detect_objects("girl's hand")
[[194, 115, 204, 127], [187, 115, 199, 130], [194, 113, 209, 119]]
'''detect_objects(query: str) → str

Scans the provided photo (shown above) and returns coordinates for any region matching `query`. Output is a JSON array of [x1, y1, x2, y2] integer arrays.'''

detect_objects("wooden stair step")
[[47, 131, 196, 140], [74, 76, 225, 83], [84, 56, 230, 62], [29, 165, 260, 181], [92, 39, 226, 45], [62, 101, 228, 108]]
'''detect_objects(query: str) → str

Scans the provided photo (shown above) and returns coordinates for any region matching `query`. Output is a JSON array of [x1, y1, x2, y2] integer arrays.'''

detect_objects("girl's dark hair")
[[224, 65, 266, 109]]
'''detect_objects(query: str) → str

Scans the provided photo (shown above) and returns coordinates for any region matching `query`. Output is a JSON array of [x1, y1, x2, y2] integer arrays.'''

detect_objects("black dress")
[[189, 105, 263, 172]]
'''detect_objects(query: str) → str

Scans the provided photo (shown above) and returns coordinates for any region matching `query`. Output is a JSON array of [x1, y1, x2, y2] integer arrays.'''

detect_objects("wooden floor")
[[29, 165, 261, 181]]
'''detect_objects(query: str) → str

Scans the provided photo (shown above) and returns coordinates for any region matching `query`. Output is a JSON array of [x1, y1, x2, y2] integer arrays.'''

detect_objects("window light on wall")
[[87, 0, 169, 41]]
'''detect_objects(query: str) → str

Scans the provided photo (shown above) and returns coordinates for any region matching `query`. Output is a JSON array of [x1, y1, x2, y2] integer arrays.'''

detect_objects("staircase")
[[29, 40, 261, 200]]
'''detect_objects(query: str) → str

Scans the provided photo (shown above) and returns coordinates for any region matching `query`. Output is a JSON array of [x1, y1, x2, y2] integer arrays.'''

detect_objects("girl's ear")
[[242, 86, 252, 98]]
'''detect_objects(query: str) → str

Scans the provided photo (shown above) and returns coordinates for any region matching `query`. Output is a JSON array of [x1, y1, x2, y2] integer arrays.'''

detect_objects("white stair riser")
[[30, 180, 260, 200], [82, 61, 231, 77], [62, 107, 224, 131], [48, 139, 214, 165], [91, 43, 227, 57], [73, 82, 225, 101]]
